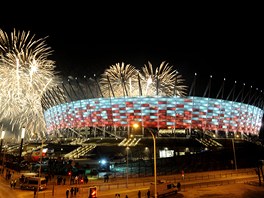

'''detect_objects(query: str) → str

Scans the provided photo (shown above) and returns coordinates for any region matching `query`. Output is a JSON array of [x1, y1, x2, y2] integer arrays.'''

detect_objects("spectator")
[[13, 179, 17, 188], [66, 189, 69, 198], [70, 187, 74, 196], [74, 187, 77, 195], [177, 182, 181, 191], [106, 174, 109, 182], [147, 189, 150, 198], [34, 187, 37, 198], [84, 175, 89, 184], [10, 180, 13, 188], [74, 176, 78, 184], [181, 170, 185, 180], [45, 175, 49, 184], [138, 190, 141, 198]]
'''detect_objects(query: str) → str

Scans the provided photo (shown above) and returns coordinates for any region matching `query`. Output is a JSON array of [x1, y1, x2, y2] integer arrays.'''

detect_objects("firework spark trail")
[[140, 61, 187, 96], [100, 61, 187, 98], [0, 28, 61, 139], [100, 62, 138, 97]]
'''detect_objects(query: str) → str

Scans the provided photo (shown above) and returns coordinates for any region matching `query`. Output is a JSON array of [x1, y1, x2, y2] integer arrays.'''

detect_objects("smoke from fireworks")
[[0, 29, 61, 139]]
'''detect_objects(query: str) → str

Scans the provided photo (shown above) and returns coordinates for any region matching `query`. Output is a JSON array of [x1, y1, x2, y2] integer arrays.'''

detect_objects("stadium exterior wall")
[[44, 96, 263, 135]]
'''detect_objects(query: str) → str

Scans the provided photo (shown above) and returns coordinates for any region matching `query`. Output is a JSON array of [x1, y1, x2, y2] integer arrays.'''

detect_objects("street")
[[0, 168, 263, 198]]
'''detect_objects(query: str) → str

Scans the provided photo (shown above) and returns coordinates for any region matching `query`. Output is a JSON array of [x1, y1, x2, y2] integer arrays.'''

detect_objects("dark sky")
[[1, 3, 263, 96]]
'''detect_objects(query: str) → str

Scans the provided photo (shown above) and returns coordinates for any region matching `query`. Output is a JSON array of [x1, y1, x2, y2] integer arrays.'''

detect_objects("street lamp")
[[2, 145, 7, 172], [37, 139, 44, 198], [133, 124, 158, 198], [0, 130, 5, 166], [126, 146, 129, 188], [18, 127, 25, 172], [0, 131, 5, 154], [144, 147, 150, 160], [147, 128, 157, 198], [232, 138, 237, 170]]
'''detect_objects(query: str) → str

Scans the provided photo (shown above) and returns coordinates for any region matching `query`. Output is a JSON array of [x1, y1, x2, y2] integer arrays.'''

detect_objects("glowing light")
[[0, 28, 61, 138], [1, 131, 5, 139], [133, 123, 139, 129], [99, 159, 107, 165], [21, 127, 25, 139]]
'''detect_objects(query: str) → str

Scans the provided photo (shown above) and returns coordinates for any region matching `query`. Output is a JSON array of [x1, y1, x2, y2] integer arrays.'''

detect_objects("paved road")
[[0, 177, 18, 198], [0, 168, 259, 198]]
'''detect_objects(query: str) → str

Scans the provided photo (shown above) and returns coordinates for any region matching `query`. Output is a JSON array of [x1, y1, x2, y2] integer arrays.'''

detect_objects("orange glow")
[[133, 123, 139, 129]]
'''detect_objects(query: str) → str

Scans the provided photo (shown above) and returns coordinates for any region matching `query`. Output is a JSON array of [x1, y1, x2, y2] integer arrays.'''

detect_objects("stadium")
[[43, 61, 264, 141]]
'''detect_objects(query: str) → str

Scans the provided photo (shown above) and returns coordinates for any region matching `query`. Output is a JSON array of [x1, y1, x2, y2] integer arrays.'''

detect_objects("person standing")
[[13, 179, 17, 189], [10, 180, 13, 188], [66, 189, 69, 198], [33, 187, 37, 198], [181, 170, 185, 180], [70, 187, 74, 196], [106, 174, 109, 182], [177, 182, 181, 191], [138, 190, 141, 198], [147, 189, 150, 198]]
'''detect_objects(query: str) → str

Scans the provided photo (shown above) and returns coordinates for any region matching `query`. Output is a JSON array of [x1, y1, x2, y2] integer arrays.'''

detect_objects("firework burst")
[[99, 61, 187, 97], [0, 29, 61, 139], [140, 61, 187, 96], [100, 62, 138, 97]]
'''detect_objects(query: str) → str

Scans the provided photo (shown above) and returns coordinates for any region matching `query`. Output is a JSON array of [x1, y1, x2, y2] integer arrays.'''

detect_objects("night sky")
[[1, 3, 263, 97]]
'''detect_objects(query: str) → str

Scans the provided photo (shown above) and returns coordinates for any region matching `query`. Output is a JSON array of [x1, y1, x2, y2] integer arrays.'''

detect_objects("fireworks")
[[100, 61, 187, 97], [0, 29, 61, 139], [140, 61, 187, 96], [100, 62, 138, 97]]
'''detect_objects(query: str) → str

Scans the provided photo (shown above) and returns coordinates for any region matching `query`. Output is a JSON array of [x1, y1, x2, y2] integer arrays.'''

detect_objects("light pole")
[[0, 131, 5, 158], [18, 127, 25, 173], [2, 145, 7, 173], [126, 146, 129, 188], [37, 139, 44, 198], [133, 124, 157, 198], [232, 138, 237, 170], [147, 128, 157, 198], [0, 130, 5, 169]]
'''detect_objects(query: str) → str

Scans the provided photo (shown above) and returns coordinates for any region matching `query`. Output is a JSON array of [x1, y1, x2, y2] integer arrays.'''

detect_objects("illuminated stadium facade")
[[43, 62, 264, 139], [44, 96, 263, 136]]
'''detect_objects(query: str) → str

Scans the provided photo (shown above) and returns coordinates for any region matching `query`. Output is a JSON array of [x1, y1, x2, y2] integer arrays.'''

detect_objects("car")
[[20, 177, 47, 191], [149, 180, 178, 197]]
